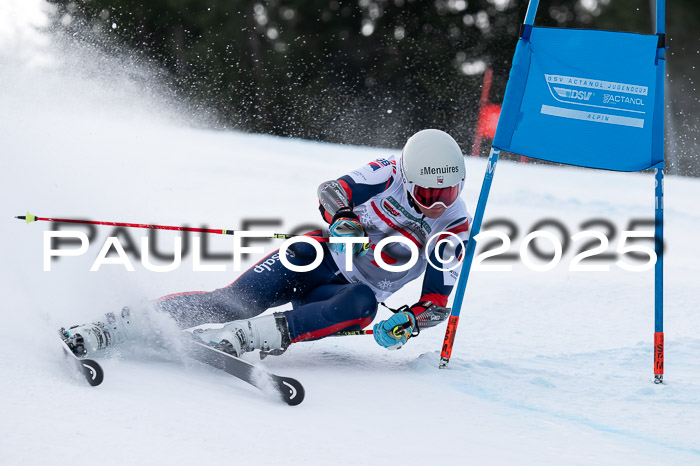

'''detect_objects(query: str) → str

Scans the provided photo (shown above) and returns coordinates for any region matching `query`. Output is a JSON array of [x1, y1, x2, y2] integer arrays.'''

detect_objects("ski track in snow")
[[1, 2, 699, 465]]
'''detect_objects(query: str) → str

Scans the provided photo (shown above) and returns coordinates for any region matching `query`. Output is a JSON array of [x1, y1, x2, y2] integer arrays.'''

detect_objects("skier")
[[62, 129, 472, 358]]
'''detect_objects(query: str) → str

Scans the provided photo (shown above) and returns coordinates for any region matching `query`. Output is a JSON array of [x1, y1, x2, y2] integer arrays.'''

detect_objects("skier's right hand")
[[373, 311, 418, 350], [328, 208, 369, 257]]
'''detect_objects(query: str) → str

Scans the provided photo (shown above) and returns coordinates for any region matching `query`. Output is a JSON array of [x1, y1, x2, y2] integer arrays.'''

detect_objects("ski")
[[181, 335, 305, 406], [59, 338, 104, 387]]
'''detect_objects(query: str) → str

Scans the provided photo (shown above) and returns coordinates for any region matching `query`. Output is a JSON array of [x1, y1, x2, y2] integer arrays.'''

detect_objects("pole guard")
[[654, 332, 664, 384]]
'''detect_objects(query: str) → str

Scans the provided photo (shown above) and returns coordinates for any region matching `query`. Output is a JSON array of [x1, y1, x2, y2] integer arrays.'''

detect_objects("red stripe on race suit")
[[448, 219, 470, 235], [325, 211, 333, 223], [222, 229, 323, 289], [319, 202, 333, 223], [155, 249, 281, 302], [435, 219, 470, 243], [369, 242, 398, 268], [157, 230, 324, 302], [291, 316, 374, 343], [338, 179, 353, 204], [370, 202, 423, 250], [156, 290, 207, 302]]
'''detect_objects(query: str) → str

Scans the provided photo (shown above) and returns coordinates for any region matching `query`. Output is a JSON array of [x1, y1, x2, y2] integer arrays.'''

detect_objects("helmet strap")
[[406, 190, 422, 214]]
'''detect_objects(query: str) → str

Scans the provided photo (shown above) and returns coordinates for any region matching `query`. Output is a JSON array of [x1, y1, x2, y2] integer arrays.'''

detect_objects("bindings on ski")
[[59, 307, 142, 356], [194, 313, 291, 358]]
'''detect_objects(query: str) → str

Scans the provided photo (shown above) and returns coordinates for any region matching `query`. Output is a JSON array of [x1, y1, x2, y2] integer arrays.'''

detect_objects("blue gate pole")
[[654, 167, 664, 383], [653, 0, 665, 384], [521, 0, 540, 40], [439, 147, 501, 368], [523, 0, 540, 26], [439, 0, 539, 369]]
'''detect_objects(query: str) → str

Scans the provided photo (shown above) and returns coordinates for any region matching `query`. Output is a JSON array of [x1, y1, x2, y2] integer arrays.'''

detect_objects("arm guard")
[[318, 180, 352, 222]]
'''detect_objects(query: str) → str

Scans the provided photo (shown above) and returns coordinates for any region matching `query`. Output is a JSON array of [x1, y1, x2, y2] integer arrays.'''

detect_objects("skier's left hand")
[[328, 208, 369, 257], [373, 311, 417, 350]]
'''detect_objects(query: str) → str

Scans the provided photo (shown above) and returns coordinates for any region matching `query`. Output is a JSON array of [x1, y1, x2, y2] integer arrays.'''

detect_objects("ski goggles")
[[412, 184, 460, 209]]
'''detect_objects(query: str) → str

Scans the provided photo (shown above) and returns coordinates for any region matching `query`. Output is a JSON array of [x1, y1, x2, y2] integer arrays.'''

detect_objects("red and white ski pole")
[[15, 212, 329, 242]]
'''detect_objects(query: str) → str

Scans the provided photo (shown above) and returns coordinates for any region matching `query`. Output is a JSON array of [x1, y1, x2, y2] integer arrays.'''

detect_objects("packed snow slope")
[[1, 2, 699, 465]]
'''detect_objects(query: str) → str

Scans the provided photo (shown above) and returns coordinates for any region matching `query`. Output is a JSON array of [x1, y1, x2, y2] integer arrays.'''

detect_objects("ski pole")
[[15, 212, 329, 242], [332, 327, 408, 337], [331, 305, 451, 337], [332, 322, 412, 338], [333, 330, 373, 336]]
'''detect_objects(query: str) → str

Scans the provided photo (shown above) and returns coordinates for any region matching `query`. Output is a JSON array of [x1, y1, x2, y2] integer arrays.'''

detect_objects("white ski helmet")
[[400, 129, 465, 209]]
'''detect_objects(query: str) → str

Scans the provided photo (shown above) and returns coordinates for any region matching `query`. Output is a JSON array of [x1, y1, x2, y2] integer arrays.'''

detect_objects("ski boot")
[[59, 307, 144, 356], [194, 313, 291, 358]]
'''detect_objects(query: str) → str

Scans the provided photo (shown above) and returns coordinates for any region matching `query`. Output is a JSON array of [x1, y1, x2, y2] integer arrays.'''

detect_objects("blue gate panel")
[[493, 27, 663, 172]]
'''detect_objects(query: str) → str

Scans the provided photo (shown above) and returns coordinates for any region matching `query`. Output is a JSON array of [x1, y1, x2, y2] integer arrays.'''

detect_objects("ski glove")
[[373, 311, 417, 350], [328, 208, 369, 257]]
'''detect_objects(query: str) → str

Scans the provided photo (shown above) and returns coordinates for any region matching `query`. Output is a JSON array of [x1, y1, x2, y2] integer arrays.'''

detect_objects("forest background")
[[47, 0, 699, 175]]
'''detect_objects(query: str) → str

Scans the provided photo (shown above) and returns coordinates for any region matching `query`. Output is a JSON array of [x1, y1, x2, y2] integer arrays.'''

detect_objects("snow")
[[1, 2, 700, 465]]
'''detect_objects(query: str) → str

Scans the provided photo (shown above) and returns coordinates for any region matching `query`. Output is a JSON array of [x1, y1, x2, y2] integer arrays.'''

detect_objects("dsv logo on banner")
[[553, 87, 593, 101]]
